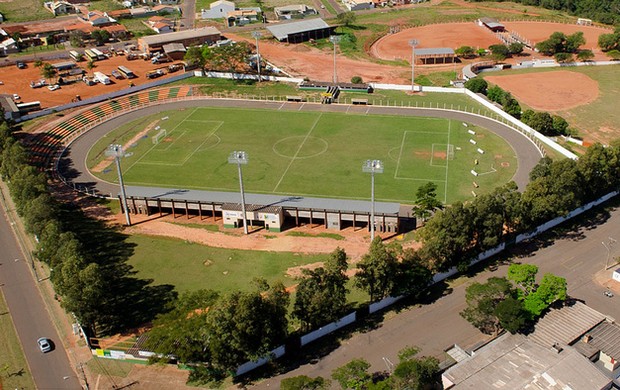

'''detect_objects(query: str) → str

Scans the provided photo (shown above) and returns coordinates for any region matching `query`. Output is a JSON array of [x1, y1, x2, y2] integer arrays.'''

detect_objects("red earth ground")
[[0, 55, 184, 109], [485, 70, 599, 111]]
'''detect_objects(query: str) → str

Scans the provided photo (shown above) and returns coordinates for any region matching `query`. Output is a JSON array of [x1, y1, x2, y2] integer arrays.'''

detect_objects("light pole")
[[330, 35, 341, 84], [252, 31, 262, 82], [409, 39, 418, 92], [603, 237, 617, 271], [362, 159, 383, 241], [105, 144, 131, 226], [228, 151, 249, 235]]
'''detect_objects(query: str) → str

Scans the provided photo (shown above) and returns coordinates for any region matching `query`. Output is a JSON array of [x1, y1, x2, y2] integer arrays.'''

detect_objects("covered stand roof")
[[266, 18, 330, 41]]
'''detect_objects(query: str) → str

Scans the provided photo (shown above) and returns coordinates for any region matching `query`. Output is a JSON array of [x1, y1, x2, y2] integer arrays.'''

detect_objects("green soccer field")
[[88, 107, 517, 204]]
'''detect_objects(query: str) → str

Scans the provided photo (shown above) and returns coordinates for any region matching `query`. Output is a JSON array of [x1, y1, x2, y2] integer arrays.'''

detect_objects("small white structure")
[[94, 71, 111, 85], [0, 38, 18, 55], [273, 4, 316, 19], [44, 1, 77, 16], [342, 0, 373, 11], [613, 268, 620, 283], [201, 0, 235, 19], [577, 18, 592, 26]]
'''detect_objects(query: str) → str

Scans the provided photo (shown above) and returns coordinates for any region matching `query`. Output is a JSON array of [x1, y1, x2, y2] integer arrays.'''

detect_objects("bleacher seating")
[[26, 86, 194, 170]]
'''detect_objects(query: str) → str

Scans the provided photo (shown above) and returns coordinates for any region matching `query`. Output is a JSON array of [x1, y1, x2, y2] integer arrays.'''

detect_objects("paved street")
[[253, 198, 620, 388], [0, 188, 80, 390]]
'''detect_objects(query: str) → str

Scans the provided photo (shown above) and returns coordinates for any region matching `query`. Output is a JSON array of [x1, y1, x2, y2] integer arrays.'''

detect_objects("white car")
[[48, 84, 60, 91], [12, 93, 20, 101], [37, 337, 52, 353]]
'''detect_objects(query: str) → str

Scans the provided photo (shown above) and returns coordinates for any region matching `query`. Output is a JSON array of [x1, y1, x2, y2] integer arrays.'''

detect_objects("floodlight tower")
[[228, 151, 249, 234], [106, 144, 131, 226], [329, 35, 341, 84], [409, 39, 419, 92], [252, 31, 262, 82], [362, 159, 384, 241]]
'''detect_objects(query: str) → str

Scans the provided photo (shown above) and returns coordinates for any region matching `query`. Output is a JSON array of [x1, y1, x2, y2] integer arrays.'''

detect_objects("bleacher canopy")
[[267, 18, 335, 43]]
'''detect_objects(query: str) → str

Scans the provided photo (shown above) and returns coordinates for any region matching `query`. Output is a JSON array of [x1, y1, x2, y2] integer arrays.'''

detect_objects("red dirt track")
[[485, 70, 599, 111]]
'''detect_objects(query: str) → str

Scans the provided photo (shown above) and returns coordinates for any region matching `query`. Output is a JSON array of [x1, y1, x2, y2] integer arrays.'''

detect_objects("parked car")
[[16, 61, 26, 69], [111, 70, 124, 79], [604, 290, 614, 298], [12, 93, 20, 101], [48, 84, 60, 91], [37, 337, 51, 353]]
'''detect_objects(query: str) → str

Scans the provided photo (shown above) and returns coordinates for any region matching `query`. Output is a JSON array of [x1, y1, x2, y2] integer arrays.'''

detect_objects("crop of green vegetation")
[[0, 292, 35, 390], [87, 106, 515, 204], [125, 235, 330, 293]]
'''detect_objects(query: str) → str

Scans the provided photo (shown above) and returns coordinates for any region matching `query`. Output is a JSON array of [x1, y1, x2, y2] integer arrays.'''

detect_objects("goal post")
[[152, 128, 167, 145]]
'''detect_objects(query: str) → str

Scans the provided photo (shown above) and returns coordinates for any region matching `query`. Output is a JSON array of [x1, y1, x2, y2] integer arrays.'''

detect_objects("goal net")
[[152, 128, 167, 145]]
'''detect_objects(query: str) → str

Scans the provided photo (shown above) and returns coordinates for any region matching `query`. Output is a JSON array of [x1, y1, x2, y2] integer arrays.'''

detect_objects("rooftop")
[[584, 321, 620, 359], [139, 27, 221, 46], [528, 301, 607, 348], [124, 186, 401, 215], [267, 18, 330, 41], [415, 47, 455, 56]]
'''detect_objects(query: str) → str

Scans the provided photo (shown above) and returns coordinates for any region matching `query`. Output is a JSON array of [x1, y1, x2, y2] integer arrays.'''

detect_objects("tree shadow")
[[58, 203, 177, 336]]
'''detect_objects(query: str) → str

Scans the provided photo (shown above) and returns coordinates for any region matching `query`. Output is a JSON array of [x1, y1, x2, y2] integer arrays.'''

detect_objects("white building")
[[201, 0, 235, 19]]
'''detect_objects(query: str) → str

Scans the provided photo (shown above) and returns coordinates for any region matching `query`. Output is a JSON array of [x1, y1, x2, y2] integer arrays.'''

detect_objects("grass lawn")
[[126, 235, 330, 293], [0, 0, 52, 22], [87, 106, 515, 204], [118, 18, 156, 37], [0, 292, 35, 390], [85, 357, 135, 378], [481, 65, 620, 143]]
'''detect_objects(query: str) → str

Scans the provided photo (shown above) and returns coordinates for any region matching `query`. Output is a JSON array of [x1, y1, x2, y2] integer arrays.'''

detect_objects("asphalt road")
[[0, 190, 80, 389], [60, 98, 543, 198], [252, 199, 620, 388]]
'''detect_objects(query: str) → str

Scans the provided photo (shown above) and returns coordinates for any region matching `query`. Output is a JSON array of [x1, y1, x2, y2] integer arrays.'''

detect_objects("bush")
[[464, 78, 488, 94], [351, 76, 363, 84]]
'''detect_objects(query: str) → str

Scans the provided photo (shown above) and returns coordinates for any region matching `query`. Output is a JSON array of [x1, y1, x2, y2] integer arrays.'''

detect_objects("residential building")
[[156, 0, 178, 4], [129, 6, 156, 18], [201, 0, 235, 19], [153, 5, 179, 14], [44, 1, 78, 16], [226, 9, 257, 26], [146, 16, 174, 33], [79, 10, 116, 26], [0, 38, 18, 55], [342, 0, 374, 11], [273, 4, 316, 20]]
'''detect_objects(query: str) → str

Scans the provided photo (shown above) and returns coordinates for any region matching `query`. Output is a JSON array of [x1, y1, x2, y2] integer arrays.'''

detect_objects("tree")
[[460, 277, 514, 336], [393, 249, 433, 298], [86, 60, 96, 71], [41, 62, 57, 82], [577, 49, 595, 61], [91, 29, 111, 46], [351, 76, 363, 84], [145, 289, 219, 364], [390, 347, 440, 390], [494, 297, 528, 334], [470, 192, 505, 252], [206, 280, 289, 373], [554, 52, 573, 63], [331, 359, 372, 390], [552, 115, 569, 135], [455, 45, 475, 58], [598, 31, 620, 51], [507, 263, 538, 296], [523, 273, 567, 318], [337, 11, 356, 27], [293, 248, 349, 331], [606, 49, 620, 60], [69, 30, 86, 48], [413, 181, 442, 221], [522, 111, 554, 135], [355, 237, 398, 301], [33, 59, 43, 68], [281, 376, 330, 390], [508, 42, 524, 55], [464, 78, 488, 94], [565, 32, 585, 53], [578, 142, 620, 200], [184, 46, 205, 68], [503, 97, 521, 118], [486, 85, 508, 104], [488, 44, 510, 61], [203, 41, 253, 75]]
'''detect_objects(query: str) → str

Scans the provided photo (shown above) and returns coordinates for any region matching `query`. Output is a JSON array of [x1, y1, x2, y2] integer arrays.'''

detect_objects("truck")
[[145, 69, 165, 79], [94, 72, 111, 85]]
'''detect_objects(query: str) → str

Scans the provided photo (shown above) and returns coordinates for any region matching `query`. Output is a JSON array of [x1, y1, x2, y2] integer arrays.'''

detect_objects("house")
[[0, 38, 18, 55], [153, 5, 179, 14], [146, 16, 175, 33], [138, 26, 221, 53], [106, 9, 131, 19], [342, 0, 374, 11], [273, 4, 316, 20], [129, 7, 156, 18], [201, 0, 235, 19], [80, 10, 116, 26], [156, 0, 178, 4], [226, 10, 257, 26], [44, 1, 78, 16], [102, 24, 128, 39]]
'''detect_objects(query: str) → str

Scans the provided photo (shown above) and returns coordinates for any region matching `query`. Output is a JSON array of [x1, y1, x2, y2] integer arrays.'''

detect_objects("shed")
[[414, 47, 456, 64], [613, 268, 620, 282], [266, 18, 335, 43]]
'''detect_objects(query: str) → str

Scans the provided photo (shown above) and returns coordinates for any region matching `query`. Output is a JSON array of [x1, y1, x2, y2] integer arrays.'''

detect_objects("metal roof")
[[415, 47, 455, 56], [585, 321, 620, 359], [267, 18, 330, 41], [125, 186, 401, 215], [443, 333, 611, 390], [139, 27, 221, 46], [222, 203, 283, 214], [528, 301, 606, 348]]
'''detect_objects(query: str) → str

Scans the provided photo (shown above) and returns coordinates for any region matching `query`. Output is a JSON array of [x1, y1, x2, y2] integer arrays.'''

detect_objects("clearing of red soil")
[[371, 21, 613, 63], [226, 32, 407, 84], [0, 56, 183, 109], [485, 70, 599, 111], [372, 22, 500, 62]]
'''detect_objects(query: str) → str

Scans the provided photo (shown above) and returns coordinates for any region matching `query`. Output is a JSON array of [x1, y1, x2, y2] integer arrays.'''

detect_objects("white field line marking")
[[394, 130, 407, 179], [272, 113, 323, 192], [124, 107, 197, 174], [444, 120, 451, 204]]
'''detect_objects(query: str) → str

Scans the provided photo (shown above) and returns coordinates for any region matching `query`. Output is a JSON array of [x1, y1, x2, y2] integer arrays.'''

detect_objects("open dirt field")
[[0, 55, 182, 108], [371, 22, 500, 62], [485, 70, 599, 111]]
